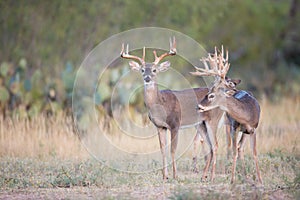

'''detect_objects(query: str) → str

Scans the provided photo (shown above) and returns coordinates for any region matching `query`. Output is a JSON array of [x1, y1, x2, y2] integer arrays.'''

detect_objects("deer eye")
[[141, 68, 145, 73], [152, 69, 157, 73], [208, 93, 216, 101]]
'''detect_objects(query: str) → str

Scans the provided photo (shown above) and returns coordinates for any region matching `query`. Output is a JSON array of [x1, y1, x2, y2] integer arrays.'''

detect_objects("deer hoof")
[[201, 176, 208, 182]]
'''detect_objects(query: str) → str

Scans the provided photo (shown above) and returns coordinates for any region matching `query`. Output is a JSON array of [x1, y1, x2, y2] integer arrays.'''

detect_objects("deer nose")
[[197, 104, 206, 112], [144, 76, 151, 83]]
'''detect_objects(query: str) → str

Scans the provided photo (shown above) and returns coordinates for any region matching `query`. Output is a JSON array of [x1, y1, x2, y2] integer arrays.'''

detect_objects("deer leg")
[[170, 128, 179, 179], [201, 150, 212, 181], [250, 132, 263, 184], [192, 132, 200, 173], [225, 124, 232, 159], [231, 129, 238, 184], [238, 133, 247, 176], [158, 127, 168, 180], [192, 124, 205, 173], [208, 123, 218, 182], [201, 124, 212, 182]]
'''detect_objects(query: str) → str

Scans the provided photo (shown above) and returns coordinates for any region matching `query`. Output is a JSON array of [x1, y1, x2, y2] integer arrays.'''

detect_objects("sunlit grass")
[[0, 112, 87, 159], [257, 97, 300, 156], [0, 97, 299, 159]]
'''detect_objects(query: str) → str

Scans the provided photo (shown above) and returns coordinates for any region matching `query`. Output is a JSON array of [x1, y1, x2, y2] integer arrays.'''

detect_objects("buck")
[[193, 47, 263, 184], [120, 38, 240, 180], [190, 46, 244, 182]]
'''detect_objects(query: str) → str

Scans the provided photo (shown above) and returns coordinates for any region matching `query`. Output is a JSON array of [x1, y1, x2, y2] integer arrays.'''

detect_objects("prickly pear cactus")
[[23, 79, 31, 92], [0, 62, 10, 77], [0, 86, 9, 103], [31, 69, 43, 100], [19, 58, 27, 70], [62, 62, 75, 93]]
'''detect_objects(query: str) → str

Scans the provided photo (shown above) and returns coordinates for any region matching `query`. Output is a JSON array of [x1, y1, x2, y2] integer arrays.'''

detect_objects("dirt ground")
[[0, 184, 296, 200]]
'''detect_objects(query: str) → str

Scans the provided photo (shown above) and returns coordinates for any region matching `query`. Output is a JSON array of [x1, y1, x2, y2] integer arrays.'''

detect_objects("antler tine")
[[142, 46, 145, 61], [120, 43, 125, 55], [190, 68, 220, 77], [221, 45, 224, 62], [153, 50, 158, 60], [191, 45, 231, 80], [218, 46, 224, 74], [191, 56, 220, 77], [225, 48, 228, 62], [120, 43, 145, 65], [219, 46, 230, 79], [222, 49, 230, 78], [221, 45, 228, 63], [191, 59, 216, 77], [205, 46, 219, 72], [208, 53, 217, 71], [153, 37, 177, 65], [170, 36, 177, 54], [215, 46, 218, 59], [201, 57, 210, 70], [220, 45, 228, 73], [190, 71, 214, 76]]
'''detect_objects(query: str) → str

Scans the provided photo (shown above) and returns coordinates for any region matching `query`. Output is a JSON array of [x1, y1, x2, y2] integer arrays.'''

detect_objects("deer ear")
[[158, 61, 170, 72], [225, 77, 241, 88], [231, 79, 241, 85], [129, 61, 141, 72]]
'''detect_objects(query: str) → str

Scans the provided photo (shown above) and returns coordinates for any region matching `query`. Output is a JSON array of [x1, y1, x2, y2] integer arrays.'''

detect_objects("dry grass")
[[0, 97, 299, 199], [0, 112, 87, 159], [257, 96, 300, 155], [0, 97, 299, 159]]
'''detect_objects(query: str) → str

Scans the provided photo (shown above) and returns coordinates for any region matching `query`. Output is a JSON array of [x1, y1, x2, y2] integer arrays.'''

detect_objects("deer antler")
[[120, 43, 146, 65], [121, 37, 176, 65], [191, 46, 230, 80], [153, 37, 177, 65]]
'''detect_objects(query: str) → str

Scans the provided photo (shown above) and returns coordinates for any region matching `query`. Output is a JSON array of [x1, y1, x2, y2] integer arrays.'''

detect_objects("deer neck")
[[143, 82, 160, 108], [224, 96, 259, 129], [224, 98, 246, 119]]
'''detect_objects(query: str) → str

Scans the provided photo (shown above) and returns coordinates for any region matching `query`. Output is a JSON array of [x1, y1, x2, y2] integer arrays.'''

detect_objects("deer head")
[[190, 46, 242, 112], [121, 37, 176, 85], [191, 46, 240, 88], [191, 45, 240, 98], [198, 87, 236, 112]]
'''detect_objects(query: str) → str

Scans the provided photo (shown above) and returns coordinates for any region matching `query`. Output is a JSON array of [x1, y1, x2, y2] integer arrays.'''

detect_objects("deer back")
[[159, 87, 223, 128], [228, 90, 260, 131]]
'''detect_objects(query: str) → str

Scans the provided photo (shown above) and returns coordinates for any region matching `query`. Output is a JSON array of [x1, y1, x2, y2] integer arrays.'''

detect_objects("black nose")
[[196, 104, 205, 112], [145, 77, 151, 83]]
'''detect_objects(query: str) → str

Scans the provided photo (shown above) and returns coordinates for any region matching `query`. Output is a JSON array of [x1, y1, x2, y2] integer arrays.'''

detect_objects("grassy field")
[[0, 97, 299, 199]]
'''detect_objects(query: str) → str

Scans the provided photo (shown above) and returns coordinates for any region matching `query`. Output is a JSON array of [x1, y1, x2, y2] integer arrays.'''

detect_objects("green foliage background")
[[0, 0, 299, 116]]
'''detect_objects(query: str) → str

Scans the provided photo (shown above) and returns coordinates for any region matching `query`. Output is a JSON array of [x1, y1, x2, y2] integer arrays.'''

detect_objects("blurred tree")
[[0, 0, 299, 117], [282, 0, 300, 66]]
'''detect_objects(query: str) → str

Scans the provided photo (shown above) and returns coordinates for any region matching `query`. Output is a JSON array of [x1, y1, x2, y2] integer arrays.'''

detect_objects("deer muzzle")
[[144, 76, 151, 83], [197, 104, 207, 112]]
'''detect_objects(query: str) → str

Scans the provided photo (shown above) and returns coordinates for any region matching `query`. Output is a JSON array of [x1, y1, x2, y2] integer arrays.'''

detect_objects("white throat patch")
[[144, 81, 155, 89]]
